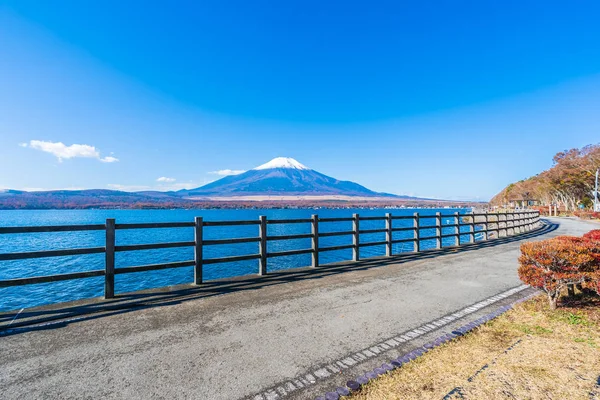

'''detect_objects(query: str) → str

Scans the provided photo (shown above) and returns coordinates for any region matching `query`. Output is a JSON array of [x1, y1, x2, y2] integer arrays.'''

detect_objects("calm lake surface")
[[0, 208, 475, 311]]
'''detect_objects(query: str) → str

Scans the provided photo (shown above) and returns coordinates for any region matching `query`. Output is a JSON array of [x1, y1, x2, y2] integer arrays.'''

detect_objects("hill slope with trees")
[[491, 144, 600, 211]]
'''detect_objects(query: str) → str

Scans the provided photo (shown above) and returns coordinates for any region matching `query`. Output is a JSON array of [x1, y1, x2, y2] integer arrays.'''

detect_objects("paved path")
[[0, 217, 596, 400]]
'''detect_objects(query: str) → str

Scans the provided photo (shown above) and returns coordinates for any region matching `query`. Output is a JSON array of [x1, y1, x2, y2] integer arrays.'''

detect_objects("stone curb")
[[314, 290, 540, 400], [249, 285, 532, 400]]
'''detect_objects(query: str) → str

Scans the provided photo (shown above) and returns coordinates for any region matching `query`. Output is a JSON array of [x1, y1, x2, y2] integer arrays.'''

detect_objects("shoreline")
[[0, 199, 484, 211]]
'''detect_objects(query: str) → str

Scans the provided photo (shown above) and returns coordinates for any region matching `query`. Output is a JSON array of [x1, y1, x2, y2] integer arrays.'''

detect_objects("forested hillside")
[[491, 144, 600, 211]]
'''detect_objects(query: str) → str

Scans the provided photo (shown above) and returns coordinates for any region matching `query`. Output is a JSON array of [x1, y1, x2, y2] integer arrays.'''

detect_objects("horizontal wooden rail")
[[440, 233, 460, 238], [359, 240, 388, 248], [266, 218, 312, 224], [115, 260, 195, 274], [203, 237, 260, 246], [203, 253, 262, 265], [0, 269, 105, 287], [267, 233, 314, 241], [359, 228, 388, 234], [115, 222, 194, 230], [0, 247, 105, 261], [267, 248, 314, 258], [319, 217, 354, 222], [202, 220, 260, 226], [390, 215, 415, 220], [115, 241, 195, 252], [319, 230, 355, 237], [0, 224, 105, 234], [0, 210, 541, 302], [391, 238, 418, 244], [391, 226, 415, 232], [319, 243, 356, 252], [419, 235, 440, 241]]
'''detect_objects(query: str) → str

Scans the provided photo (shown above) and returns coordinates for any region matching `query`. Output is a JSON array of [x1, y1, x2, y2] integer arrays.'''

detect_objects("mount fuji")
[[179, 157, 396, 198]]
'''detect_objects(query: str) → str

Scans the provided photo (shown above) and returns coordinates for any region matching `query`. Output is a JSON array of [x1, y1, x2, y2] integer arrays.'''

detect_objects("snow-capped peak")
[[253, 157, 310, 171]]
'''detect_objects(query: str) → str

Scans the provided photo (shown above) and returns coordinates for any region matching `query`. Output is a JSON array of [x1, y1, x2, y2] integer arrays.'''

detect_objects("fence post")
[[413, 212, 420, 252], [454, 212, 460, 246], [435, 212, 442, 249], [105, 218, 115, 299], [385, 213, 392, 256], [469, 212, 475, 243], [519, 213, 522, 233], [352, 213, 360, 261], [311, 214, 319, 268], [497, 212, 502, 237], [259, 215, 267, 275], [511, 213, 517, 235], [519, 213, 523, 233], [493, 213, 498, 238], [484, 212, 489, 240], [194, 216, 203, 285], [512, 212, 516, 235]]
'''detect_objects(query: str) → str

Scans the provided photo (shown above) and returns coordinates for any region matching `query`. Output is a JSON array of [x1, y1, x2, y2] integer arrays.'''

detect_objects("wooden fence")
[[0, 211, 540, 300]]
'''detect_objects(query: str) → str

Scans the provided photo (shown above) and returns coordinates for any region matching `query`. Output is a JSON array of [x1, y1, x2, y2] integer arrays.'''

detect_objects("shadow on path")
[[0, 221, 557, 336]]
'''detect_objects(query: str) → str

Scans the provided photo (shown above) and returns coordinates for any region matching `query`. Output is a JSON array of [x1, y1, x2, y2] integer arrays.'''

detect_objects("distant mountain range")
[[0, 157, 450, 209]]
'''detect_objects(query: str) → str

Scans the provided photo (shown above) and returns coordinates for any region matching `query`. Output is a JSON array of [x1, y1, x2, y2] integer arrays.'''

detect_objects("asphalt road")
[[0, 217, 596, 400]]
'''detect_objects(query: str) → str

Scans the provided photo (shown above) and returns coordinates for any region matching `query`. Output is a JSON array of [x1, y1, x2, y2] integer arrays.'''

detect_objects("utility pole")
[[594, 169, 600, 212]]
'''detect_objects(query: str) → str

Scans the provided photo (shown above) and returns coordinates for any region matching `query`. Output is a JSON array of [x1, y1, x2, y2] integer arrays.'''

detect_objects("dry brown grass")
[[348, 294, 600, 400]]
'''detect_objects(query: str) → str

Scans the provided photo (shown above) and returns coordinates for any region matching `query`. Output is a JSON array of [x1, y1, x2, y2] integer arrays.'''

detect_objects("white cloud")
[[157, 177, 176, 183], [21, 140, 119, 163], [209, 169, 245, 176]]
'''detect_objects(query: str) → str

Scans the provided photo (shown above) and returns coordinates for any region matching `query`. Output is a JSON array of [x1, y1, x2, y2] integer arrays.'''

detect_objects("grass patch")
[[347, 293, 600, 400]]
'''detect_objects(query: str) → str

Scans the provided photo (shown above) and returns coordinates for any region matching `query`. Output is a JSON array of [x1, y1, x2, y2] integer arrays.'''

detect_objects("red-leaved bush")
[[583, 229, 600, 242], [574, 211, 600, 220], [518, 234, 600, 309]]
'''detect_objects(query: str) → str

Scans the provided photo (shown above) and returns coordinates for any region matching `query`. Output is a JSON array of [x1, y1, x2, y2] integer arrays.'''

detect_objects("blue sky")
[[1, 1, 599, 200]]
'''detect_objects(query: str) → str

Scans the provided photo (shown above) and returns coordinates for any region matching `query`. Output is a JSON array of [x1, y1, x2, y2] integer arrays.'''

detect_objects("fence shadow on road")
[[0, 220, 558, 336]]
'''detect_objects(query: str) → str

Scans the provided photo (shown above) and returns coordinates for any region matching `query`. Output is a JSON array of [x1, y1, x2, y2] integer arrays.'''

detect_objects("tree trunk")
[[548, 292, 559, 310]]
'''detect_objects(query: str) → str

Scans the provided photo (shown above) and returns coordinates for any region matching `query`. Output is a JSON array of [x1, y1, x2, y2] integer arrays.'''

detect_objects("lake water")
[[0, 208, 475, 311]]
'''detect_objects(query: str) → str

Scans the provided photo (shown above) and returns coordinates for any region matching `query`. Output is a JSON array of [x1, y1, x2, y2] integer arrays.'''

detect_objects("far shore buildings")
[[508, 198, 540, 208]]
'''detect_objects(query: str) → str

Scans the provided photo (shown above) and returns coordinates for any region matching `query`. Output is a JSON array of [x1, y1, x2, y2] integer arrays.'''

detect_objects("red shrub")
[[518, 236, 600, 309], [575, 211, 600, 220], [583, 229, 600, 242]]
